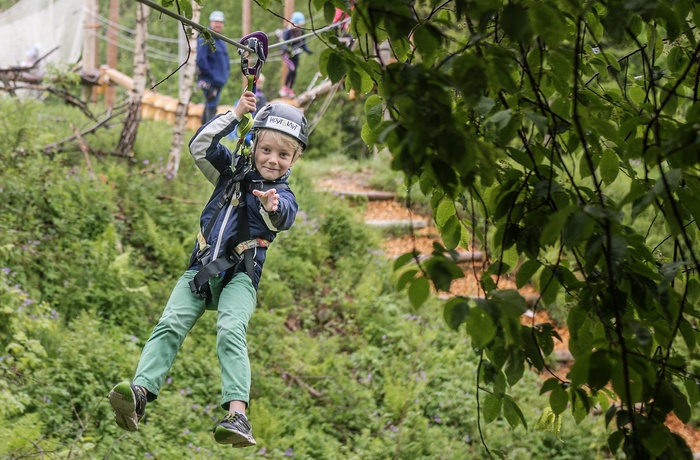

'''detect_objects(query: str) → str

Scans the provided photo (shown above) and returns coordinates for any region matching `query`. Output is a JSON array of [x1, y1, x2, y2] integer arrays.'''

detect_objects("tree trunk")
[[116, 3, 149, 157], [165, 2, 200, 179]]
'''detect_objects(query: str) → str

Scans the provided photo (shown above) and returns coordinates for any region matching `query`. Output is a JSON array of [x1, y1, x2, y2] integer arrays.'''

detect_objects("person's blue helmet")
[[209, 11, 225, 22], [290, 11, 305, 25]]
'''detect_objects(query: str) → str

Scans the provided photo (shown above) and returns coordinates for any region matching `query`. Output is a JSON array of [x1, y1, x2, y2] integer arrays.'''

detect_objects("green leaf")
[[413, 24, 441, 60], [435, 200, 456, 226], [600, 149, 619, 185], [503, 394, 527, 429], [539, 266, 560, 306], [641, 425, 670, 457], [632, 169, 682, 219], [364, 94, 383, 128], [501, 3, 531, 41], [567, 352, 591, 388], [608, 430, 624, 454], [393, 252, 416, 271], [396, 268, 418, 291], [540, 375, 560, 392], [408, 276, 430, 309], [491, 289, 527, 317], [327, 52, 347, 83], [669, 382, 692, 423], [467, 307, 497, 348], [424, 257, 464, 292], [483, 393, 502, 422], [441, 215, 462, 250], [549, 383, 568, 415], [571, 389, 589, 424], [516, 259, 541, 288], [443, 297, 470, 330], [679, 318, 696, 352], [529, 2, 565, 46], [540, 206, 572, 247], [667, 46, 687, 73], [504, 350, 525, 385], [180, 0, 192, 18], [684, 378, 700, 407], [562, 211, 594, 249], [588, 349, 612, 391]]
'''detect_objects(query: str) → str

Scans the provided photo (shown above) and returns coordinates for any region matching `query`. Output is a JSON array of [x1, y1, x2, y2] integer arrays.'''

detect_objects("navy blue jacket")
[[196, 34, 231, 88], [281, 28, 312, 56], [188, 111, 298, 289]]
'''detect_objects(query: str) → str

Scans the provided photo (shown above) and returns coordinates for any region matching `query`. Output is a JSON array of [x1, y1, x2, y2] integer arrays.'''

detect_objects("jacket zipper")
[[212, 203, 235, 262]]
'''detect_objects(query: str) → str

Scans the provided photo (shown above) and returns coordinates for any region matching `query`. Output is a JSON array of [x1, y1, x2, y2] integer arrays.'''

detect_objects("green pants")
[[133, 270, 257, 409]]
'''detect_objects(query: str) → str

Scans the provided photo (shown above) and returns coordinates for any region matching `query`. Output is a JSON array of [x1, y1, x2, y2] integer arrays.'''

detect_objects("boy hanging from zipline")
[[108, 31, 309, 448]]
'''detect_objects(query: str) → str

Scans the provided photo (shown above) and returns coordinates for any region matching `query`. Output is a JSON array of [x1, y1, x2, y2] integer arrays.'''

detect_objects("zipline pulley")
[[235, 31, 269, 155]]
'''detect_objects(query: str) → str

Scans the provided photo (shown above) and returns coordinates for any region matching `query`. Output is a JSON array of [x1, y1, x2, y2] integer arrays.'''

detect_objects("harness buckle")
[[195, 245, 212, 266], [233, 238, 270, 255], [231, 190, 240, 207]]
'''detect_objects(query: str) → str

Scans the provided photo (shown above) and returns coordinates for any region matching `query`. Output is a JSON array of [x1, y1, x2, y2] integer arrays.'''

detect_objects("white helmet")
[[209, 11, 225, 22], [253, 103, 308, 150]]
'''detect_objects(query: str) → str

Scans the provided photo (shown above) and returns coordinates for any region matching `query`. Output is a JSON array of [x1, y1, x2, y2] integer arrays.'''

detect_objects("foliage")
[[313, 0, 700, 457], [0, 91, 614, 458], [5, 0, 700, 457]]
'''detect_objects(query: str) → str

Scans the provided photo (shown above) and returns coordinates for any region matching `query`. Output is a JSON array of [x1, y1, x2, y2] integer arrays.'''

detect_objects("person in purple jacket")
[[108, 91, 308, 448], [196, 11, 231, 124]]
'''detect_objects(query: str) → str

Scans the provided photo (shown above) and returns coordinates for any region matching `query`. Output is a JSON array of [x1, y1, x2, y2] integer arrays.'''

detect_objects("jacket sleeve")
[[301, 39, 312, 54], [188, 111, 240, 185], [259, 188, 298, 232], [196, 37, 213, 82], [280, 29, 290, 53]]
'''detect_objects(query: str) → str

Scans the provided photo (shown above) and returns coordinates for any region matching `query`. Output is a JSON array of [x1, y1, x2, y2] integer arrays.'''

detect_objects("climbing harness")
[[188, 160, 288, 301]]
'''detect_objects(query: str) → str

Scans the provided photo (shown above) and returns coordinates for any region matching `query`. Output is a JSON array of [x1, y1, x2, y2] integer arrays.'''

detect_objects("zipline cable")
[[96, 13, 180, 43], [270, 17, 350, 49], [134, 0, 254, 53]]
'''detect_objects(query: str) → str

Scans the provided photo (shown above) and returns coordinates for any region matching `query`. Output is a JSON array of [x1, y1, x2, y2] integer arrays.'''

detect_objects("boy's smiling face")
[[253, 130, 300, 180]]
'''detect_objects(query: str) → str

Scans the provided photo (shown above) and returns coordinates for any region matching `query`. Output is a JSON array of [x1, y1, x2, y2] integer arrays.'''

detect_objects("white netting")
[[0, 0, 84, 68]]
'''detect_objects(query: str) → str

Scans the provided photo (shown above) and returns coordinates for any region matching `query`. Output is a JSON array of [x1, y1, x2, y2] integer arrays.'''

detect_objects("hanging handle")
[[238, 31, 269, 90], [236, 32, 269, 153]]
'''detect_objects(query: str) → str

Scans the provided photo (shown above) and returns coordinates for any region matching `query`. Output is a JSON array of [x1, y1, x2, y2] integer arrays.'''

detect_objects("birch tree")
[[116, 2, 149, 157], [165, 1, 201, 179]]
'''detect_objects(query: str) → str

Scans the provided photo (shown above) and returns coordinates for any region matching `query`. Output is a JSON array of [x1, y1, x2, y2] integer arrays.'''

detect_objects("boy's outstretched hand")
[[233, 91, 257, 119], [253, 188, 279, 212]]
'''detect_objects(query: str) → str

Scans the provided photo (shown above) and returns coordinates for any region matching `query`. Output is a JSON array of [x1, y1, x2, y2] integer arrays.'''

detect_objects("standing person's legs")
[[286, 55, 299, 93], [133, 270, 207, 398], [202, 86, 222, 124]]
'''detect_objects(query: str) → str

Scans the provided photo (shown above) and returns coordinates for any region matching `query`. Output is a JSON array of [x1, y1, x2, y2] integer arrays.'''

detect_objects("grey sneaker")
[[213, 411, 257, 447], [108, 381, 147, 432]]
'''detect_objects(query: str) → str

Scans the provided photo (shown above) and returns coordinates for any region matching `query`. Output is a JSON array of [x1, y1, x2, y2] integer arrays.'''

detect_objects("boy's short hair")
[[256, 129, 304, 158]]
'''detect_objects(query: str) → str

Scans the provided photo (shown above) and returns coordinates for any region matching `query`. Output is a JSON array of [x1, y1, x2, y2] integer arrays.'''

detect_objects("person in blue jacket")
[[108, 91, 308, 448], [196, 11, 231, 124]]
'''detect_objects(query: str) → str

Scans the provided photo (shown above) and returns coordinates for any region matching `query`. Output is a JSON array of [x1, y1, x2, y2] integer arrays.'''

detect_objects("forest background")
[[2, 0, 700, 459]]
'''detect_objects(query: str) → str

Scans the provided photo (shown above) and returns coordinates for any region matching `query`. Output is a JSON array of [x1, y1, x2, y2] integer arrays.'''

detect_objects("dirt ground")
[[318, 174, 700, 454]]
